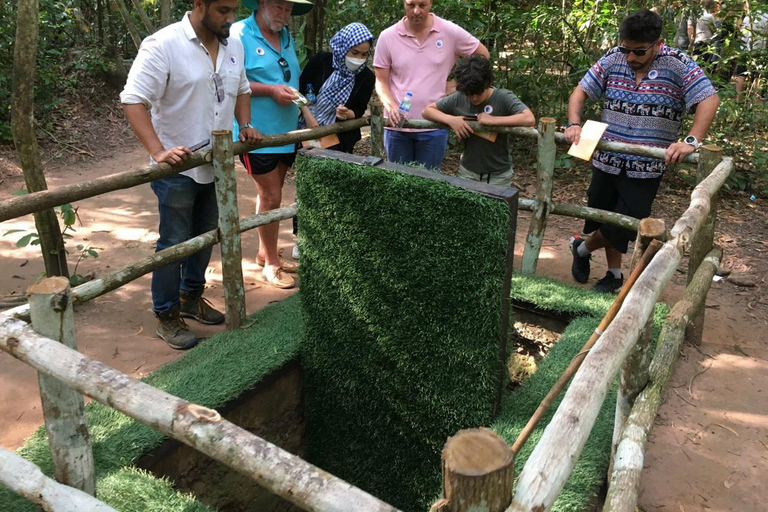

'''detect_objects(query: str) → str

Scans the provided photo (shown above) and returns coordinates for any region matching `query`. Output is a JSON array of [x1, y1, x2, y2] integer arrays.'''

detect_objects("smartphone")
[[188, 139, 210, 152]]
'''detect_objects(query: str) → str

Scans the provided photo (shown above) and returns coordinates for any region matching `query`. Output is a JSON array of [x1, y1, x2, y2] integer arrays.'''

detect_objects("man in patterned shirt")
[[565, 8, 719, 293]]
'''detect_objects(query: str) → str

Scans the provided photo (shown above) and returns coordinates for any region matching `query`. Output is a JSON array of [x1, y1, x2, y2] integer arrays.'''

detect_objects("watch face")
[[684, 135, 697, 145]]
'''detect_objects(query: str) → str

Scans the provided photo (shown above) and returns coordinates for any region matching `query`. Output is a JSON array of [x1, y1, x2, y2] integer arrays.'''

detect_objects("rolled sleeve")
[[120, 36, 169, 108]]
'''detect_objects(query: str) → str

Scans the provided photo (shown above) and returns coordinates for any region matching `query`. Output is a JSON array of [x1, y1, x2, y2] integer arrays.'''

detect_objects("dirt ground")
[[1, 134, 766, 511]]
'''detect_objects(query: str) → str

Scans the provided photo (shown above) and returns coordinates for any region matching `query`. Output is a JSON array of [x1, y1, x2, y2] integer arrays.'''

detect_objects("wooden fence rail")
[[0, 308, 403, 512], [604, 246, 722, 512], [506, 158, 732, 512], [0, 447, 117, 512]]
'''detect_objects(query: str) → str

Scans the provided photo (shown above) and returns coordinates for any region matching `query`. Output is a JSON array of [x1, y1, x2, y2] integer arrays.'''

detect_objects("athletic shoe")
[[593, 272, 624, 293], [570, 235, 590, 283]]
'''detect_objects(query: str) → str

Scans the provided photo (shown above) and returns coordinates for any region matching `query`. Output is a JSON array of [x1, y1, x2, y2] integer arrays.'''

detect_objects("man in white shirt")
[[121, 0, 260, 350]]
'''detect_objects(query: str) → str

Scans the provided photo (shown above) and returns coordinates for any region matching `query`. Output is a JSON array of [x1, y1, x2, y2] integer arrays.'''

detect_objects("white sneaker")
[[292, 243, 300, 260]]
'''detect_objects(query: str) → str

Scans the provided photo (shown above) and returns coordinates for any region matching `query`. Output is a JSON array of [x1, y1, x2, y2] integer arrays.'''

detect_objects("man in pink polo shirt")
[[373, 0, 489, 170]]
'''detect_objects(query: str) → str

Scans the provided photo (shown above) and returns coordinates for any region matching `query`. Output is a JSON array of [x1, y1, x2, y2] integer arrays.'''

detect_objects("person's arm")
[[338, 69, 375, 121], [122, 103, 191, 165], [665, 93, 720, 164], [422, 101, 474, 139], [234, 93, 262, 143], [476, 108, 535, 127], [565, 86, 589, 144], [300, 105, 320, 128], [472, 41, 490, 58], [374, 66, 401, 126]]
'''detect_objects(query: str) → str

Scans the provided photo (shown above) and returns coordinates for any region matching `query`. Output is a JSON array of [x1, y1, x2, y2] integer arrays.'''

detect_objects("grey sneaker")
[[155, 305, 198, 350], [180, 289, 225, 325]]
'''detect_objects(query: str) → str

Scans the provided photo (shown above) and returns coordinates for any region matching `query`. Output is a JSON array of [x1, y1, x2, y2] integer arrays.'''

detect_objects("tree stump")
[[436, 428, 515, 512]]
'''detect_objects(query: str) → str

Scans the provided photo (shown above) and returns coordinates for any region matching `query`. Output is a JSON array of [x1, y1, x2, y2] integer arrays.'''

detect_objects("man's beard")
[[202, 14, 230, 45]]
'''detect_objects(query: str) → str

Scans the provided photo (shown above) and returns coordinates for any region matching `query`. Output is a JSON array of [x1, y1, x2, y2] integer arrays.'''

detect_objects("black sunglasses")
[[277, 56, 291, 82], [617, 40, 658, 56], [211, 72, 224, 103]]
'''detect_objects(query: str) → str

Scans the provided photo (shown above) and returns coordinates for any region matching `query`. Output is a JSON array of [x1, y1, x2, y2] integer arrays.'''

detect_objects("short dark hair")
[[455, 55, 493, 96], [619, 9, 663, 43]]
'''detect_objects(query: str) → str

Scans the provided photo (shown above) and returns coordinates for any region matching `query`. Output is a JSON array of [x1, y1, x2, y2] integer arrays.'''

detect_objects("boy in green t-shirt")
[[423, 55, 535, 186]]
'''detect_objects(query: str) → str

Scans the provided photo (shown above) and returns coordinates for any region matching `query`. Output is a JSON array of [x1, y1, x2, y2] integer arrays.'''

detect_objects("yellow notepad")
[[567, 120, 608, 161]]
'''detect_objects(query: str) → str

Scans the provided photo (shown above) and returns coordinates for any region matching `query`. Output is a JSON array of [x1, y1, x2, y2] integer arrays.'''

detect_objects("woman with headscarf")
[[299, 23, 375, 153]]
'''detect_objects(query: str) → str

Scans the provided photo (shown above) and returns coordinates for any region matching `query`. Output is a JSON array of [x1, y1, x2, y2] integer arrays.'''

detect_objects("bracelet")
[[566, 122, 581, 128]]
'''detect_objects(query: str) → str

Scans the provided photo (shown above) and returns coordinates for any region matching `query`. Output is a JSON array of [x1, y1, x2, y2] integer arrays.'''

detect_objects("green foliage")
[[2, 195, 103, 286], [296, 155, 511, 510], [0, 295, 303, 511]]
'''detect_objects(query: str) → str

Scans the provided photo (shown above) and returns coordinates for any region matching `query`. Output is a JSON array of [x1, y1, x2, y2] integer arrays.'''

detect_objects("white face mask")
[[345, 56, 366, 72]]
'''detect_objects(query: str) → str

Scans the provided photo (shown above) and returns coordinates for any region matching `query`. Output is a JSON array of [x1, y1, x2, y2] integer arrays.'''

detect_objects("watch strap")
[[566, 122, 581, 128]]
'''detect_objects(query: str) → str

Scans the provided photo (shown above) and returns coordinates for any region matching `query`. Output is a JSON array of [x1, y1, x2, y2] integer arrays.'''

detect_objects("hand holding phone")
[[188, 139, 210, 152]]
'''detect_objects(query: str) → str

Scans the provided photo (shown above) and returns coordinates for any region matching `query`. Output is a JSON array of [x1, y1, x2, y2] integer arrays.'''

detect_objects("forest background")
[[1, 0, 767, 194]]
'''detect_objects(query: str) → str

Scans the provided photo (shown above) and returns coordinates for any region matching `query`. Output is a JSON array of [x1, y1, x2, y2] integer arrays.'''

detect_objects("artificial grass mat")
[[0, 294, 303, 512], [295, 155, 513, 511]]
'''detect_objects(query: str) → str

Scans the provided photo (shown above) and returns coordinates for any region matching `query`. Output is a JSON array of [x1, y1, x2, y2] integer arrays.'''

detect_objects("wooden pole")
[[370, 101, 386, 159], [508, 240, 681, 512], [521, 117, 556, 274], [11, 0, 70, 279], [685, 145, 723, 345], [27, 277, 95, 496], [0, 317, 403, 512], [510, 240, 662, 455], [0, 447, 117, 512], [211, 130, 246, 329], [604, 246, 722, 512], [112, 0, 142, 50], [611, 219, 666, 472], [432, 429, 515, 512], [5, 205, 297, 322]]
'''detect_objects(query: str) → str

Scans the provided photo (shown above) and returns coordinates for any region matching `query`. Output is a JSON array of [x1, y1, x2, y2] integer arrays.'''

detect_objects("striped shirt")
[[579, 45, 716, 178]]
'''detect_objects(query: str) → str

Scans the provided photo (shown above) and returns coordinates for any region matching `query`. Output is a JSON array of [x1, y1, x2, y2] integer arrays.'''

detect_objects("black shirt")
[[299, 51, 375, 153]]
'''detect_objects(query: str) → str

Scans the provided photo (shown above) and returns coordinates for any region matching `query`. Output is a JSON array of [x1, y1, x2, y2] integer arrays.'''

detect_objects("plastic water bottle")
[[306, 83, 316, 105], [396, 92, 413, 128]]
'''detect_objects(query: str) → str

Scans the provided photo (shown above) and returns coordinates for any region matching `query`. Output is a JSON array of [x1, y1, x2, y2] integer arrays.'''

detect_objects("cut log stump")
[[433, 428, 515, 512]]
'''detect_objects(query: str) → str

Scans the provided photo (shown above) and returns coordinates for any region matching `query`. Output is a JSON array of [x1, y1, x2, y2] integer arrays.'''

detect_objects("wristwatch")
[[239, 123, 254, 130], [683, 135, 701, 149], [566, 122, 581, 128]]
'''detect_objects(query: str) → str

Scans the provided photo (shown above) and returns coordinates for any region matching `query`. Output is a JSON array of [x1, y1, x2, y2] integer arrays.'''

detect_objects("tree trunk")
[[129, 0, 155, 34], [160, 0, 171, 27], [112, 0, 142, 50], [11, 0, 70, 279]]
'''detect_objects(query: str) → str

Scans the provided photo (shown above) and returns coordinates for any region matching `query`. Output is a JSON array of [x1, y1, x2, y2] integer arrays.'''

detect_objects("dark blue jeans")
[[150, 174, 218, 313], [384, 129, 449, 170]]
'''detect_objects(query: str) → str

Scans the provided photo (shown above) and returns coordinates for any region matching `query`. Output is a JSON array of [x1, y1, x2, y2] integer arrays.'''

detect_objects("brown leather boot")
[[179, 289, 225, 325], [155, 305, 198, 350]]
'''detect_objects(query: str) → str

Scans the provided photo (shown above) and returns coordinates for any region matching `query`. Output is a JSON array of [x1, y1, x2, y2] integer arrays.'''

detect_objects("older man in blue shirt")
[[232, 0, 313, 289]]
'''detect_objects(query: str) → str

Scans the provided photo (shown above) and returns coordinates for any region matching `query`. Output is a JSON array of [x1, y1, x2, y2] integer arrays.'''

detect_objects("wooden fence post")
[[27, 277, 95, 495], [370, 101, 386, 160], [212, 130, 246, 329], [432, 429, 515, 512], [686, 145, 722, 345], [610, 219, 665, 474], [521, 117, 556, 274]]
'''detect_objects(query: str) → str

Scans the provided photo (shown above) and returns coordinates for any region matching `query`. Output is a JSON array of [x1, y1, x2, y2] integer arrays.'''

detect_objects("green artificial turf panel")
[[510, 272, 616, 318], [0, 295, 302, 512], [296, 155, 512, 511]]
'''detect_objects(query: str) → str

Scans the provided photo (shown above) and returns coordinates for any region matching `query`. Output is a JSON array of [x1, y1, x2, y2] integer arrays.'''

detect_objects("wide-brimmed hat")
[[243, 0, 314, 15]]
